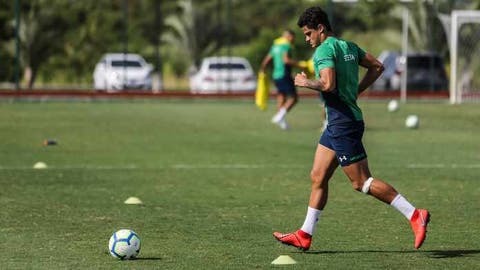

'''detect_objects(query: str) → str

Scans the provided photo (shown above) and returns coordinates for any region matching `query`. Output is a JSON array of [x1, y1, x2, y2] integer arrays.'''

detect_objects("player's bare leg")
[[273, 144, 338, 251], [272, 94, 297, 130], [341, 158, 397, 203], [272, 94, 287, 124], [284, 95, 298, 112], [308, 144, 338, 210], [342, 158, 430, 249], [276, 94, 286, 111]]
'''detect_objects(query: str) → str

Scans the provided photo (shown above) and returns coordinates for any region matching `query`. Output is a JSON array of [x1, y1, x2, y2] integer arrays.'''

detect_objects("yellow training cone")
[[271, 255, 297, 265], [33, 162, 48, 169], [124, 197, 143, 205]]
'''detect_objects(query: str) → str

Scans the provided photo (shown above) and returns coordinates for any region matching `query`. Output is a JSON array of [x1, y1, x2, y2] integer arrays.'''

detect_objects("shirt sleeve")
[[315, 44, 335, 70], [357, 45, 366, 61]]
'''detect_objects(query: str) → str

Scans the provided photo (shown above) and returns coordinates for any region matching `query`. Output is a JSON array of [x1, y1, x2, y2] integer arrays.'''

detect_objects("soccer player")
[[273, 6, 430, 251], [260, 29, 302, 130]]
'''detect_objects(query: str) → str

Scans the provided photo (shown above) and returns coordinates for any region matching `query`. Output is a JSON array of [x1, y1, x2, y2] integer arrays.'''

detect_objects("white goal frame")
[[450, 10, 480, 104]]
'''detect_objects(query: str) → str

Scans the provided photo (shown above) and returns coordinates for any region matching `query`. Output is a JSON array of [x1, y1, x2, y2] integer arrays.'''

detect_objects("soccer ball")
[[108, 229, 141, 260], [405, 115, 419, 129], [387, 100, 399, 112]]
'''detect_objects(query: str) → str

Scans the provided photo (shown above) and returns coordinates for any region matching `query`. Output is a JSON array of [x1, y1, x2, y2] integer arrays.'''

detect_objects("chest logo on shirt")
[[344, 54, 355, 62]]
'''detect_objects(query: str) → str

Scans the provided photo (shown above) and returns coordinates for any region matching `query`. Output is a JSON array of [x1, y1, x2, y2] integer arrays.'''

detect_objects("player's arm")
[[294, 68, 336, 92], [283, 52, 303, 69], [260, 54, 272, 72], [358, 53, 384, 93]]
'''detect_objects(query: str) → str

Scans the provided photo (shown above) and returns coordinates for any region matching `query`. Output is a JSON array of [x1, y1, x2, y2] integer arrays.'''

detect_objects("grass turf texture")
[[0, 99, 479, 269]]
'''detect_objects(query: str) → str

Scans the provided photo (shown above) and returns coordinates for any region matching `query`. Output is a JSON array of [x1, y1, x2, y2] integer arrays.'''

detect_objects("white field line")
[[406, 164, 480, 169], [0, 163, 479, 170], [0, 165, 139, 170], [171, 164, 306, 169], [0, 164, 305, 170]]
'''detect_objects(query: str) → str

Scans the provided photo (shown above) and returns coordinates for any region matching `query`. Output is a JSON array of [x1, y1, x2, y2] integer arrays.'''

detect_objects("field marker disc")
[[124, 197, 143, 205], [271, 255, 297, 265], [33, 162, 47, 169]]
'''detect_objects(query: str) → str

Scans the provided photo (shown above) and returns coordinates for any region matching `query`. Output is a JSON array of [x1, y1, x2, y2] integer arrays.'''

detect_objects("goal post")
[[450, 10, 480, 104]]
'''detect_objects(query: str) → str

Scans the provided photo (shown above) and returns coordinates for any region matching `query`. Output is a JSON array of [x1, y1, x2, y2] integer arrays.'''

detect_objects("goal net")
[[450, 10, 480, 104]]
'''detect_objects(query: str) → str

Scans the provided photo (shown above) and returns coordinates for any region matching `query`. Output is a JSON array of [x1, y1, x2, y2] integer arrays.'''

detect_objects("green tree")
[[35, 0, 171, 85], [45, 0, 140, 84], [162, 0, 227, 70], [5, 0, 73, 88], [0, 0, 15, 83]]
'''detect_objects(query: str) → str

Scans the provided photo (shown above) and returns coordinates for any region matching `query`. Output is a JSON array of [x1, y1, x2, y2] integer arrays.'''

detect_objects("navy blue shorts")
[[273, 76, 297, 97], [319, 121, 367, 167]]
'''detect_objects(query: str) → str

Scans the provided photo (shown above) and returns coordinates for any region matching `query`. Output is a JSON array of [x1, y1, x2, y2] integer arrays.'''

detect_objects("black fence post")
[[14, 0, 21, 90]]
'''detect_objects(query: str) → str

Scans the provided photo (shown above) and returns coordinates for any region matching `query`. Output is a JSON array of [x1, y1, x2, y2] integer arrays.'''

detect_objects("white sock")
[[390, 194, 416, 220], [273, 107, 287, 121], [300, 207, 322, 235]]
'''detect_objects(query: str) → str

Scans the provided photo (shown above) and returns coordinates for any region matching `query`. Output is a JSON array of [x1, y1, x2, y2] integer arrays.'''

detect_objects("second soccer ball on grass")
[[405, 115, 419, 129]]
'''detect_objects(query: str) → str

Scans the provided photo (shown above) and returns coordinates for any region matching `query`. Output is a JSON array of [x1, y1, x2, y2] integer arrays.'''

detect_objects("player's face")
[[302, 26, 321, 48]]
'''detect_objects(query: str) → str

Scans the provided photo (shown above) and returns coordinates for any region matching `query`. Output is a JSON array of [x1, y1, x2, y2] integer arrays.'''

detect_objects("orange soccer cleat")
[[410, 209, 430, 249], [273, 229, 312, 251]]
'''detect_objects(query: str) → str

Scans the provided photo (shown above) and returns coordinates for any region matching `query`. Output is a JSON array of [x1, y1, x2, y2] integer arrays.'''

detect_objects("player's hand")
[[294, 72, 308, 87]]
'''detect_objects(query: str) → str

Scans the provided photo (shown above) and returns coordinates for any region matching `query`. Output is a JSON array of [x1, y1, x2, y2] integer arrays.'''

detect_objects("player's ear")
[[317, 24, 324, 33]]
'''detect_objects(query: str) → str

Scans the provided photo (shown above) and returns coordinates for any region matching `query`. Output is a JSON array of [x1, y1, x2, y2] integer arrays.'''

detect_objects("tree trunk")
[[23, 65, 38, 89], [23, 66, 32, 89], [28, 68, 37, 89]]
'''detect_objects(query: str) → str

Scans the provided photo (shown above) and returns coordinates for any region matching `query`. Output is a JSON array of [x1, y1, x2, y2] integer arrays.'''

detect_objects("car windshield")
[[208, 63, 246, 70], [111, 60, 143, 68]]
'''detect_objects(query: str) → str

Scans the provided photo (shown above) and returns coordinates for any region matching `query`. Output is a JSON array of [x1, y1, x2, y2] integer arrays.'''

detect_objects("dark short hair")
[[297, 6, 332, 31]]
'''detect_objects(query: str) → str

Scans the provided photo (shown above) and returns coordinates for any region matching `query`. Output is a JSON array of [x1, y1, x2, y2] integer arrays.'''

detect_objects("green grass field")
[[0, 98, 479, 269]]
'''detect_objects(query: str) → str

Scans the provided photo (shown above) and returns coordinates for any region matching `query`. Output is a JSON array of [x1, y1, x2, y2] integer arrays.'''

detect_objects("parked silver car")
[[189, 57, 256, 94], [93, 53, 155, 91]]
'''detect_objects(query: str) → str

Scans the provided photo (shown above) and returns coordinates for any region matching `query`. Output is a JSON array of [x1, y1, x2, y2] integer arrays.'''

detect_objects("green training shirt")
[[313, 36, 366, 124], [269, 37, 292, 80]]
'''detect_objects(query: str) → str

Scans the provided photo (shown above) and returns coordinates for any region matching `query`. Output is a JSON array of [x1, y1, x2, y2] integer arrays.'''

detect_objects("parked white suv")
[[93, 53, 155, 91], [189, 57, 256, 93]]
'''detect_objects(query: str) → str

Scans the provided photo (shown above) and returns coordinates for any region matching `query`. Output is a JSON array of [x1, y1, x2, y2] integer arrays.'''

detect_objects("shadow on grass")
[[427, 250, 480, 258], [300, 249, 480, 258]]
